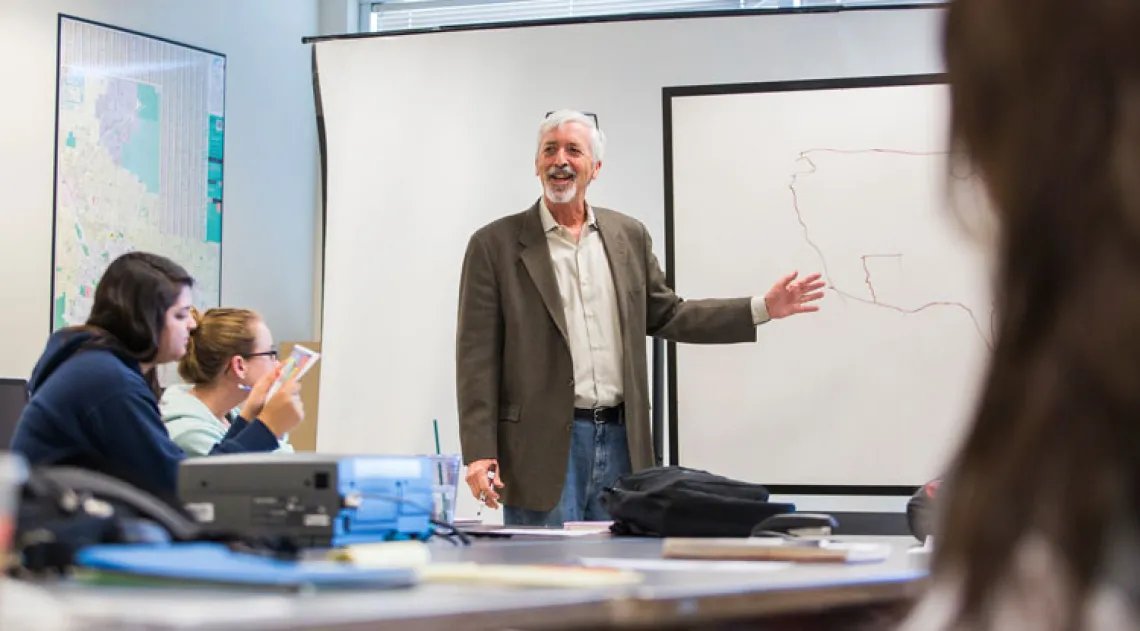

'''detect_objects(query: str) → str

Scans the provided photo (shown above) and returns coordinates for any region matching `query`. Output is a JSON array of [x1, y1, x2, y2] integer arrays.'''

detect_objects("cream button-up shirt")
[[540, 200, 771, 410], [540, 200, 625, 409]]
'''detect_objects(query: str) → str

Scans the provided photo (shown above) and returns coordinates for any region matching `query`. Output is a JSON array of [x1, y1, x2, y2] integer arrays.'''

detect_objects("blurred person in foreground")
[[900, 1, 1140, 629]]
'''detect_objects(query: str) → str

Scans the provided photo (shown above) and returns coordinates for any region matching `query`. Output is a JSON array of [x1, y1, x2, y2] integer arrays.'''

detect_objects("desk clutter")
[[68, 539, 646, 591], [68, 534, 894, 593], [6, 455, 915, 596]]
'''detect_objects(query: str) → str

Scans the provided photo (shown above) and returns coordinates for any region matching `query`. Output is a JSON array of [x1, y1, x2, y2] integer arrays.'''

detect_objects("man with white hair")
[[456, 109, 824, 526]]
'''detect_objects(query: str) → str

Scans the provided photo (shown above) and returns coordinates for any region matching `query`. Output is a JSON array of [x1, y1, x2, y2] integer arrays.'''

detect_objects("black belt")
[[574, 404, 624, 424]]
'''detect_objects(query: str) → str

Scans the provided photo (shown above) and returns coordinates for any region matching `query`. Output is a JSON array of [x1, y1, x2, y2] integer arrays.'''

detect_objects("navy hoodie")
[[11, 329, 280, 494]]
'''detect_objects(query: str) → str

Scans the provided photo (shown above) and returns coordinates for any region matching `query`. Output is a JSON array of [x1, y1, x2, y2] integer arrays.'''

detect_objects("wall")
[[318, 0, 360, 37], [0, 0, 320, 378]]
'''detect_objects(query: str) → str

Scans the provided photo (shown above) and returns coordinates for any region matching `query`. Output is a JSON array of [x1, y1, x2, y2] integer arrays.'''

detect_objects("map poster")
[[52, 15, 225, 330]]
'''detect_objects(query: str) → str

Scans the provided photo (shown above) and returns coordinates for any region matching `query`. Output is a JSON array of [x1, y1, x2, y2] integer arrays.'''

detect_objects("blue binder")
[[75, 543, 418, 590]]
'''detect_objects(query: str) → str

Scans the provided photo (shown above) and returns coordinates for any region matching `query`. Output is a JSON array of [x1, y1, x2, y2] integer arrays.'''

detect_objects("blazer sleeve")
[[455, 232, 503, 464], [641, 224, 758, 344]]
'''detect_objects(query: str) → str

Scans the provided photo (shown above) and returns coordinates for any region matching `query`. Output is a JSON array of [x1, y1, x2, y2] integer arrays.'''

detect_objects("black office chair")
[[0, 378, 29, 448]]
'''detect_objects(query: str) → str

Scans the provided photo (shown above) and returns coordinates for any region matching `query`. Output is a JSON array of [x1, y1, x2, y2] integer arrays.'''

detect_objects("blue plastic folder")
[[75, 543, 418, 590]]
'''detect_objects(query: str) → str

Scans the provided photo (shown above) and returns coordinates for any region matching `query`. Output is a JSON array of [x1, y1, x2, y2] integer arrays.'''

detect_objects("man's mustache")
[[546, 165, 576, 179]]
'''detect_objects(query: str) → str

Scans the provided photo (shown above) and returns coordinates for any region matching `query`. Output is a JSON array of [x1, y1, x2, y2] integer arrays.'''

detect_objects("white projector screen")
[[310, 7, 947, 516], [668, 75, 992, 490]]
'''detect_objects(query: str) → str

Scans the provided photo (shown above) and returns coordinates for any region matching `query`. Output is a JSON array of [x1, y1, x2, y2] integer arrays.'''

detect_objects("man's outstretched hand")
[[764, 270, 825, 319]]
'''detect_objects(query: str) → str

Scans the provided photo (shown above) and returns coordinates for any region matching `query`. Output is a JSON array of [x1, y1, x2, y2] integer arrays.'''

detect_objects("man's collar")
[[539, 197, 596, 233]]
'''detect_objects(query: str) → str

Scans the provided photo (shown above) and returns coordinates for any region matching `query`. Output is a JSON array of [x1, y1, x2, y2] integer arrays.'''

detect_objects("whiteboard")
[[668, 76, 992, 489], [309, 7, 947, 517]]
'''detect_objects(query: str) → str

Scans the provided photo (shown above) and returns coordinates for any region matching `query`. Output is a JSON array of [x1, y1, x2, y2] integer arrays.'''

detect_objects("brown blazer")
[[456, 201, 757, 511]]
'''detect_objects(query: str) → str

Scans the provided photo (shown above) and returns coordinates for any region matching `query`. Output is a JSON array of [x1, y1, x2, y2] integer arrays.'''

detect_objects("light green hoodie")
[[160, 384, 294, 457]]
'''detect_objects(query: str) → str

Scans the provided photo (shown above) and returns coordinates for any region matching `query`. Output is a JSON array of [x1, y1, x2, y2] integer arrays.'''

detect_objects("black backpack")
[[600, 466, 795, 537], [906, 478, 941, 542]]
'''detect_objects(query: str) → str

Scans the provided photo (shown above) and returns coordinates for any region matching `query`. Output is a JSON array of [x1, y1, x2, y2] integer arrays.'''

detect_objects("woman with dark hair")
[[11, 252, 303, 494], [900, 0, 1140, 629]]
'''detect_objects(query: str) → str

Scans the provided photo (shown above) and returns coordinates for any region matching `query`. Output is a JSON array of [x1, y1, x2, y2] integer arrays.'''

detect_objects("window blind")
[[368, 0, 942, 33]]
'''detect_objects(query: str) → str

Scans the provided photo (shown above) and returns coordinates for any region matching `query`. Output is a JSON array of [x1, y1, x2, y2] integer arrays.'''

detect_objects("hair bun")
[[177, 307, 259, 386], [189, 306, 203, 334]]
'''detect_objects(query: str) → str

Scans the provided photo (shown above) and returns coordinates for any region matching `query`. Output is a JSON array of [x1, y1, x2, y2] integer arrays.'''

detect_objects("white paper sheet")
[[487, 528, 607, 537], [578, 557, 792, 573]]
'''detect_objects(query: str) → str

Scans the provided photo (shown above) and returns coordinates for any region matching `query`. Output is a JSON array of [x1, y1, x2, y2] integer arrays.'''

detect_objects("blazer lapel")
[[518, 203, 570, 347], [594, 208, 633, 334]]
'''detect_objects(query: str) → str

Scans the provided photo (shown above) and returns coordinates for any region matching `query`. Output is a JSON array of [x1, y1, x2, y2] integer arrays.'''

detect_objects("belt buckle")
[[592, 408, 604, 425]]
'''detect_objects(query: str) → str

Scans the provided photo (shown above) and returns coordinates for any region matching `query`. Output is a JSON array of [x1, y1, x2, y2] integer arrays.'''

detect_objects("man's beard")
[[545, 165, 578, 203], [545, 181, 577, 203]]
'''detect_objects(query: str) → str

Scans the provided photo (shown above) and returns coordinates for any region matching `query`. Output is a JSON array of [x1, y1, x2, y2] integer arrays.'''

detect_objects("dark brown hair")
[[83, 251, 194, 362], [79, 252, 194, 397], [179, 308, 260, 384], [936, 0, 1140, 626]]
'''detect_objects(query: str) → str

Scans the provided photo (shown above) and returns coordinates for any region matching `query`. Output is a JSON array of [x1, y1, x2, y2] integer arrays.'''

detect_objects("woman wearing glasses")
[[12, 253, 302, 497], [161, 307, 295, 456]]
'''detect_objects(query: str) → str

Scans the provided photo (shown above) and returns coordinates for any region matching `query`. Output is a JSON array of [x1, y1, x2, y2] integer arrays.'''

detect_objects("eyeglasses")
[[545, 110, 599, 130], [243, 348, 279, 361]]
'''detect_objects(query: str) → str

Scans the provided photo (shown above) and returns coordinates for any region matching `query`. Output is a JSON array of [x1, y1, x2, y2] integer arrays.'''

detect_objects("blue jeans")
[[503, 417, 632, 526]]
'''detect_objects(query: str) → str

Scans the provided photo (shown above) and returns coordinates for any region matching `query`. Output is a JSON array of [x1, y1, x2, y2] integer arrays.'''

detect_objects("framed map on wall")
[[51, 15, 225, 329]]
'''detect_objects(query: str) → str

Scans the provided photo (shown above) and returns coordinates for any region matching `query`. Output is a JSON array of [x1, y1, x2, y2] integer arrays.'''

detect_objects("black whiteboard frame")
[[661, 73, 947, 496]]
